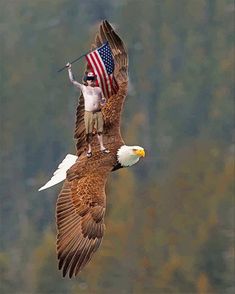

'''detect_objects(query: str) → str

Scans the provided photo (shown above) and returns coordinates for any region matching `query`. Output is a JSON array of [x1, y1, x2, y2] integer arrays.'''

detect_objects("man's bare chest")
[[85, 87, 99, 96]]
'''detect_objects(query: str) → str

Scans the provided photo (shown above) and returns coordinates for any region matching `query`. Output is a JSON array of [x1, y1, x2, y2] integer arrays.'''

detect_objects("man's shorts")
[[84, 110, 104, 134]]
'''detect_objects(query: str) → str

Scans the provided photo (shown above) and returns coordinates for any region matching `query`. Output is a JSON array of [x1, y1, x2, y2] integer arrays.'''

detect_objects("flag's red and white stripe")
[[85, 47, 118, 98]]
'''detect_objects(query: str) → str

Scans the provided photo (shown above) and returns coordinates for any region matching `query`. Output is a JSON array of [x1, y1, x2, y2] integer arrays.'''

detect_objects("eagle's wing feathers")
[[56, 173, 106, 278], [100, 20, 128, 84], [74, 93, 86, 156], [96, 21, 129, 134]]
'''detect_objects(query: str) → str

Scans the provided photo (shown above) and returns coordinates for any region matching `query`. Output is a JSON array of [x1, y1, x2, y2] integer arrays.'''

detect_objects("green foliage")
[[1, 0, 234, 293]]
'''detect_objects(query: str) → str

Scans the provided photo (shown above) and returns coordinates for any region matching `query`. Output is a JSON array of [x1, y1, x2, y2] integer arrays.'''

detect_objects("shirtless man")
[[66, 63, 110, 158]]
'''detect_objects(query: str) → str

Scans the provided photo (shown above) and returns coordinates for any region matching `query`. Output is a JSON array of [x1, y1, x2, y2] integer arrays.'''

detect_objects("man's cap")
[[87, 72, 96, 78], [84, 72, 97, 81]]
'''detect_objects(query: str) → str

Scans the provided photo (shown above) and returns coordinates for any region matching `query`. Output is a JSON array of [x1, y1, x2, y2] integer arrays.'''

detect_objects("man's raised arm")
[[66, 63, 83, 90]]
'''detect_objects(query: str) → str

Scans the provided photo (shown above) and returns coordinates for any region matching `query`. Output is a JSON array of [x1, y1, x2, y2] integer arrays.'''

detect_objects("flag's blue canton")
[[98, 43, 114, 75]]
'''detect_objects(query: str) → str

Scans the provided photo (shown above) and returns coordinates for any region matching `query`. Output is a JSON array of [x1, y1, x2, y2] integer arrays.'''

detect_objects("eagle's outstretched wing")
[[97, 20, 129, 138], [74, 20, 128, 156], [56, 172, 107, 278]]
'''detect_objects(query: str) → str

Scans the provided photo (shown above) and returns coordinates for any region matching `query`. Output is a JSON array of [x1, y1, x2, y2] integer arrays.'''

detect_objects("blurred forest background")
[[0, 0, 234, 293]]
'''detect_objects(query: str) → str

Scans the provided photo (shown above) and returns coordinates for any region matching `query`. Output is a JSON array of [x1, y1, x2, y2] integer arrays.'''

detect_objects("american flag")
[[85, 42, 119, 98]]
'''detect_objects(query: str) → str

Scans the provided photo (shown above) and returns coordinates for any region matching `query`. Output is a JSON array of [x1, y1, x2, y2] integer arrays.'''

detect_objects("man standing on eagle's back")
[[66, 62, 110, 158]]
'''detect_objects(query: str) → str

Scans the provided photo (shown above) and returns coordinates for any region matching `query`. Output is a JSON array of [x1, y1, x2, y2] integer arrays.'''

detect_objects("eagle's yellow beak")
[[134, 149, 145, 157]]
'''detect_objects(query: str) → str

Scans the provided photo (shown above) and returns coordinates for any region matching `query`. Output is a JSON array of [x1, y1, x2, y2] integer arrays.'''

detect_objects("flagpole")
[[57, 42, 108, 73], [57, 53, 87, 73]]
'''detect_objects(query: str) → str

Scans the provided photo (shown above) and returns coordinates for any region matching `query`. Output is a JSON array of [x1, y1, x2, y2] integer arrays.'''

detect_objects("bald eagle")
[[39, 20, 145, 278]]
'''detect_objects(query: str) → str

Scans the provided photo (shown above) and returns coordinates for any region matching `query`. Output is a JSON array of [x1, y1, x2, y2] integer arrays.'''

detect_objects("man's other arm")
[[100, 89, 106, 106]]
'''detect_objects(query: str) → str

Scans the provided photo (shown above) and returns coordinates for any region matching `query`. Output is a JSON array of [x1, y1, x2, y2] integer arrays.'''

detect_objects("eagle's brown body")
[[56, 21, 129, 278]]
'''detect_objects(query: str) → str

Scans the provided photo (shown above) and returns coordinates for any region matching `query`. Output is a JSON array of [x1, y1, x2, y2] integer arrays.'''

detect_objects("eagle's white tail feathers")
[[38, 154, 78, 191]]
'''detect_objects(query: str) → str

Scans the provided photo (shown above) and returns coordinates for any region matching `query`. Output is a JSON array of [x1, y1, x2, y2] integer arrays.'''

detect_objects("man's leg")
[[96, 112, 109, 152], [86, 133, 92, 153], [84, 111, 93, 157], [88, 144, 92, 153], [97, 132, 106, 151]]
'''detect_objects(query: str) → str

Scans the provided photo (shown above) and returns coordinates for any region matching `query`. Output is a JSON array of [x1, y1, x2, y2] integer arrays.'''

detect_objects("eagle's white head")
[[117, 145, 145, 167]]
